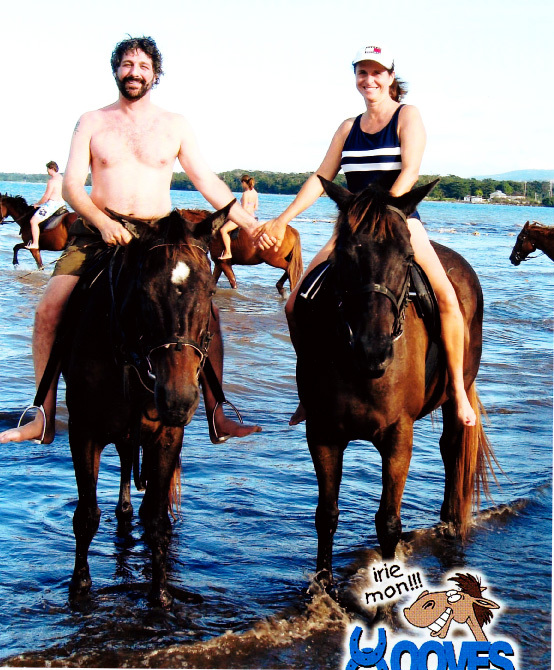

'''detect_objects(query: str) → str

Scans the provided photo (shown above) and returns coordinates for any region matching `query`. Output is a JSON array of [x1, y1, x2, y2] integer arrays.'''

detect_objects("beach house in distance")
[[464, 190, 529, 205]]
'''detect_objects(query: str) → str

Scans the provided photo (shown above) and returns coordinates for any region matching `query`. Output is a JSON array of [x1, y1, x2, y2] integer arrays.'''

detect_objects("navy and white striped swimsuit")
[[340, 105, 419, 218], [340, 106, 404, 192]]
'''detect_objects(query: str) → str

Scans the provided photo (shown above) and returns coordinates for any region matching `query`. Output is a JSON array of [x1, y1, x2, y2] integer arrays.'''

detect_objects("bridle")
[[109, 240, 213, 393], [511, 225, 542, 263], [337, 205, 413, 344]]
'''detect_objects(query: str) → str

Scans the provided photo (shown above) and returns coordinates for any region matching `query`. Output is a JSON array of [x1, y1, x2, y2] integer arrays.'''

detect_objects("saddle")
[[298, 260, 443, 387], [38, 207, 69, 232]]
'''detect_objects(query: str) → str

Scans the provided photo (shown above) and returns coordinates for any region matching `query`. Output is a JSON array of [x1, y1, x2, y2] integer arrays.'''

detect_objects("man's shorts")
[[34, 200, 66, 223], [52, 218, 107, 277]]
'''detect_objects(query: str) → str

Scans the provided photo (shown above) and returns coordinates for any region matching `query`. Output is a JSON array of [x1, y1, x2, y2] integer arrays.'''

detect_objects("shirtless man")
[[27, 161, 65, 249], [0, 36, 261, 445]]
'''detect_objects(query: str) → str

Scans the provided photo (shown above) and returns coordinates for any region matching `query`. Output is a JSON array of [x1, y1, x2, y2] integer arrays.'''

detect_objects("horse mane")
[[136, 210, 208, 266], [340, 185, 402, 242], [1, 193, 30, 209], [449, 573, 494, 627]]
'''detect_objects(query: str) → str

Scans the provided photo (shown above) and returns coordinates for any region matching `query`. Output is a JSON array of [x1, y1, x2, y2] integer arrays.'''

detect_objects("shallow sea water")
[[0, 182, 551, 668]]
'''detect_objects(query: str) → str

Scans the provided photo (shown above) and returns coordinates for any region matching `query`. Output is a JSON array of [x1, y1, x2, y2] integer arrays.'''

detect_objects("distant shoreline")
[[1, 172, 551, 207]]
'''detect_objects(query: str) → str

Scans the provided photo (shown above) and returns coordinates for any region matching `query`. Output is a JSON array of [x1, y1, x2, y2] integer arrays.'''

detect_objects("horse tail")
[[458, 383, 498, 537], [287, 228, 304, 289]]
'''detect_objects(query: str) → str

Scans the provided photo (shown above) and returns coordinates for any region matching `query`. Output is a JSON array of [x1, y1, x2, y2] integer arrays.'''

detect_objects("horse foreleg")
[[115, 440, 134, 522], [308, 437, 346, 589], [12, 243, 25, 266], [139, 426, 183, 608], [374, 422, 413, 558], [69, 434, 103, 598]]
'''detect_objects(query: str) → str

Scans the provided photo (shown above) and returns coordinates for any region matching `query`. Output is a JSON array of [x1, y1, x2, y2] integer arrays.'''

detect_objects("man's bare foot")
[[26, 242, 39, 250], [210, 413, 261, 444], [289, 402, 306, 426], [218, 252, 232, 260], [0, 414, 52, 444]]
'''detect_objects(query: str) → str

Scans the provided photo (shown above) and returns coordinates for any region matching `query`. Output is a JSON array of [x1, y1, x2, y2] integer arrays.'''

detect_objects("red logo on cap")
[[365, 46, 382, 54]]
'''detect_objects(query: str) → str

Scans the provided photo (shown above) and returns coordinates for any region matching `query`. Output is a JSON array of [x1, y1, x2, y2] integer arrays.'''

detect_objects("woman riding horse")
[[255, 43, 476, 427]]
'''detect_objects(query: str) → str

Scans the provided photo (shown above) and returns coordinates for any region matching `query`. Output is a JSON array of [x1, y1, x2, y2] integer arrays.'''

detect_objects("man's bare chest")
[[91, 118, 179, 168]]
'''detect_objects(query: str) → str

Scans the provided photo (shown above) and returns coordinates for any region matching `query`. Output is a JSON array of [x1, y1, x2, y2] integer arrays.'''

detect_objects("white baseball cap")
[[352, 45, 394, 70]]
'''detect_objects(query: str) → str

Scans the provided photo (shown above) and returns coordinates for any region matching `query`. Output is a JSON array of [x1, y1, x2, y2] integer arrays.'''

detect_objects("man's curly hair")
[[110, 36, 164, 86]]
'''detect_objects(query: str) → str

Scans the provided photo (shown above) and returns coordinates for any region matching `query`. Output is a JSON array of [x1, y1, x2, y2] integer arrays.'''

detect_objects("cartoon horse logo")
[[403, 573, 500, 642]]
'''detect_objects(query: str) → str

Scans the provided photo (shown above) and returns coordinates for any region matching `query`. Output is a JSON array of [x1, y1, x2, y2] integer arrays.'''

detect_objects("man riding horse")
[[0, 36, 262, 445]]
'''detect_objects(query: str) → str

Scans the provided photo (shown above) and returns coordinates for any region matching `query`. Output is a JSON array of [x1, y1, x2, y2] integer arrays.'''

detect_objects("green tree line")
[[2, 170, 552, 206]]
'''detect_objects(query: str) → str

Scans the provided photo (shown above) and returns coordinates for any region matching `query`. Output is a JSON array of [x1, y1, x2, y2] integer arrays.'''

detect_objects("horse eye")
[[447, 593, 462, 603]]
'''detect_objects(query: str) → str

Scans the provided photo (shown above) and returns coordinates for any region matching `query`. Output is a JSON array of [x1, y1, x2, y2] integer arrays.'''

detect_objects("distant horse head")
[[509, 220, 554, 265], [109, 205, 230, 426], [321, 176, 438, 375]]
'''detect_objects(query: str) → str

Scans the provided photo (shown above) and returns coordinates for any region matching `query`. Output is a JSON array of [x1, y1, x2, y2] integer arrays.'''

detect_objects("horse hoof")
[[115, 502, 134, 522], [149, 588, 173, 609], [69, 571, 92, 599]]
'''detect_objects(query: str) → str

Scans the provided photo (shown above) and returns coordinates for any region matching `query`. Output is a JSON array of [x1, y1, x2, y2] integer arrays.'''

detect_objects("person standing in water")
[[255, 44, 477, 428], [27, 161, 66, 249], [219, 174, 258, 260]]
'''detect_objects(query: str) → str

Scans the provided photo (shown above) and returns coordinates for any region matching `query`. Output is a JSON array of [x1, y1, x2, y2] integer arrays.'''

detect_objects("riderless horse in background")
[[294, 178, 494, 587], [0, 193, 77, 269], [509, 221, 554, 265], [60, 204, 231, 607]]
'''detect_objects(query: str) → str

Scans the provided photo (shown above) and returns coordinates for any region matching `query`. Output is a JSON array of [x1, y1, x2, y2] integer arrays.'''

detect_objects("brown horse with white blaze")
[[0, 193, 77, 268], [62, 205, 231, 607], [294, 178, 494, 587]]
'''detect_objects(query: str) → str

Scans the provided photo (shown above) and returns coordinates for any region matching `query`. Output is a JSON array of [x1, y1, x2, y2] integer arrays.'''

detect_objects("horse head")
[[403, 573, 499, 641], [509, 221, 534, 265], [0, 194, 32, 225], [320, 176, 437, 375], [111, 203, 232, 426]]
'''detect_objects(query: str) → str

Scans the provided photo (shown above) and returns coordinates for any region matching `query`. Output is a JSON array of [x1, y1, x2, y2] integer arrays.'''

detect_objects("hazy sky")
[[2, 0, 553, 178]]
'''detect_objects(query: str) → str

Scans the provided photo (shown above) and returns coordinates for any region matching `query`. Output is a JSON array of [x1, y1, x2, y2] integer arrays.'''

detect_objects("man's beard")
[[116, 75, 153, 101]]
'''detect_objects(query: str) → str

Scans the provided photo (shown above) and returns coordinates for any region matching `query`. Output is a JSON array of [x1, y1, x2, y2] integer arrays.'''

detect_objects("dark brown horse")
[[294, 178, 494, 587], [195, 210, 303, 295], [509, 221, 554, 265], [62, 205, 230, 607], [0, 193, 77, 269]]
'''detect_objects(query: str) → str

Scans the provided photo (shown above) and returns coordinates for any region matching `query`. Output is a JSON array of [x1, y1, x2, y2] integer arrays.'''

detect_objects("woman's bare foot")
[[26, 242, 39, 250], [289, 402, 306, 426], [218, 251, 232, 260], [451, 387, 476, 426], [210, 412, 261, 444]]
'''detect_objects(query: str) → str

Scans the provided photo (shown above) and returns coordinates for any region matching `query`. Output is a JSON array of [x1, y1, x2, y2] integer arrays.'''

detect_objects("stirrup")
[[17, 405, 47, 444], [209, 400, 243, 444]]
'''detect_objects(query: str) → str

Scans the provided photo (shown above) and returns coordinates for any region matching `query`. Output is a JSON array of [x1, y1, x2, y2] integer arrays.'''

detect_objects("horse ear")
[[389, 179, 439, 216], [191, 199, 236, 241], [318, 175, 353, 213]]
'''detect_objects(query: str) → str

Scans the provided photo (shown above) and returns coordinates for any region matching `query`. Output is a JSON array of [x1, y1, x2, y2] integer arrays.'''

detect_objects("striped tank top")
[[340, 105, 404, 193]]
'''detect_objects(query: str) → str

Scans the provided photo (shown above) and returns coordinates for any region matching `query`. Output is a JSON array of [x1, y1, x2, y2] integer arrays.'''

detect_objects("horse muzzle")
[[352, 334, 393, 377], [154, 382, 200, 426]]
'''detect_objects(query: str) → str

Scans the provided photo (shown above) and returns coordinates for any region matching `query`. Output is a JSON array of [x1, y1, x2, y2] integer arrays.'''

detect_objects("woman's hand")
[[254, 218, 288, 251]]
